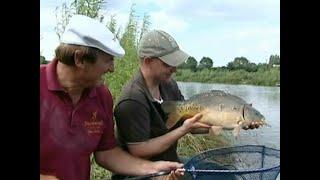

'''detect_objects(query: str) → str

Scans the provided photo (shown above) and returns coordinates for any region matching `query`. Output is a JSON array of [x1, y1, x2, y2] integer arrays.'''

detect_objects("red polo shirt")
[[40, 59, 117, 180]]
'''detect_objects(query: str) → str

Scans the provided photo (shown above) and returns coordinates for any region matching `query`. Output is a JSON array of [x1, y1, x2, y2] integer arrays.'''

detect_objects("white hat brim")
[[61, 15, 125, 58]]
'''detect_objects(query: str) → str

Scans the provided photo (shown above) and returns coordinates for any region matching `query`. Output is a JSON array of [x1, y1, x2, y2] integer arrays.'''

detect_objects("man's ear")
[[74, 50, 85, 68]]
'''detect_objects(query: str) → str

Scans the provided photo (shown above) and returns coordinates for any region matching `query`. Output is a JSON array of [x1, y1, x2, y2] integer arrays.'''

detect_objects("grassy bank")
[[174, 68, 280, 87]]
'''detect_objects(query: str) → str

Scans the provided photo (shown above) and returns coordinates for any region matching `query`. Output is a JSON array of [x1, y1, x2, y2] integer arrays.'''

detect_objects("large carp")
[[161, 90, 267, 137]]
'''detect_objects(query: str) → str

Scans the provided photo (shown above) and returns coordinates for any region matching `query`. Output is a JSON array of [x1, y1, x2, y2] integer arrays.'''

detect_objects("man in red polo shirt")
[[40, 14, 183, 180]]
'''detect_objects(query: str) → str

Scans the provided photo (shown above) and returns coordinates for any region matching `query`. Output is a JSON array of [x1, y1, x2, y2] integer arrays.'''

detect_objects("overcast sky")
[[40, 0, 280, 67]]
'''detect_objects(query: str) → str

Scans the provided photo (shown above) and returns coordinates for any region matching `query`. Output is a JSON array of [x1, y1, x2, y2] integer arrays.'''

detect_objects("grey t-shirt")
[[114, 69, 184, 162]]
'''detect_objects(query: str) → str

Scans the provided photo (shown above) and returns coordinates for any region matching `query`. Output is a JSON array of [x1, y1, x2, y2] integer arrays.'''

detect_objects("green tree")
[[138, 13, 151, 42], [178, 56, 198, 71], [198, 57, 213, 69], [106, 14, 117, 34], [184, 56, 198, 72], [246, 62, 258, 72], [105, 4, 151, 100], [73, 0, 105, 19], [227, 57, 254, 71], [40, 55, 48, 64], [54, 0, 106, 40], [233, 57, 249, 68], [268, 54, 280, 66], [54, 2, 73, 40], [227, 61, 235, 70], [257, 63, 269, 71], [106, 14, 122, 41], [120, 4, 138, 51]]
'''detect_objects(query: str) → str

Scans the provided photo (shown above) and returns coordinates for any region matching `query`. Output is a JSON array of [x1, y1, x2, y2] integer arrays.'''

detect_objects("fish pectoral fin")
[[233, 125, 241, 137], [166, 113, 181, 129], [209, 126, 223, 136]]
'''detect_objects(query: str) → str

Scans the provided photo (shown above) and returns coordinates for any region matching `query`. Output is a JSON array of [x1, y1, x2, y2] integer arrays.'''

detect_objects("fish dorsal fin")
[[161, 101, 178, 114]]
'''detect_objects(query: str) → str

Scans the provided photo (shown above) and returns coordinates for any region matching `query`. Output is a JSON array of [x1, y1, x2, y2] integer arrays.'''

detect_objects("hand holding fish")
[[180, 113, 211, 134], [242, 121, 261, 130]]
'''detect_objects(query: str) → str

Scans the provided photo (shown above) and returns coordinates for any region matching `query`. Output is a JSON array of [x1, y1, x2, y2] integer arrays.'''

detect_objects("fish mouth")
[[261, 118, 270, 126], [242, 105, 246, 121]]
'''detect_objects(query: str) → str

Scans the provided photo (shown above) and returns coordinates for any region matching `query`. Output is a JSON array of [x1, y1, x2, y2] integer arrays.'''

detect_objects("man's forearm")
[[94, 147, 180, 176], [127, 126, 189, 158], [40, 174, 59, 180], [95, 147, 156, 175]]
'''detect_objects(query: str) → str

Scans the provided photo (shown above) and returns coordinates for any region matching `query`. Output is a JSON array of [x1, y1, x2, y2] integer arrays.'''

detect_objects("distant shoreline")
[[174, 68, 280, 87]]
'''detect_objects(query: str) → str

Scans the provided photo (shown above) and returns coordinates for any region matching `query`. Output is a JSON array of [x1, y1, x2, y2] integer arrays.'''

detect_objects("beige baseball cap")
[[138, 30, 189, 67]]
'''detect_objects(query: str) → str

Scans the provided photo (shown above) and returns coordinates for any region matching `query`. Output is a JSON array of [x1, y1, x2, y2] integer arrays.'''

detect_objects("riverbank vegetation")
[[174, 66, 280, 86], [41, 0, 279, 179], [174, 55, 280, 86]]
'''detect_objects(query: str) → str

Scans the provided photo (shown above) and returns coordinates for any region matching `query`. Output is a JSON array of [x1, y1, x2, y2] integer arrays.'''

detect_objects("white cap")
[[61, 14, 125, 58]]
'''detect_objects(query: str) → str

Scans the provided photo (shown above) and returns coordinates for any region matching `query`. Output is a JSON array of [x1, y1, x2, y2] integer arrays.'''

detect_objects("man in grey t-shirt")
[[114, 30, 210, 179], [113, 30, 259, 179]]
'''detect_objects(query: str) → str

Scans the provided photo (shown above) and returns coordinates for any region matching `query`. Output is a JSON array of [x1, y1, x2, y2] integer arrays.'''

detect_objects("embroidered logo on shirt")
[[83, 111, 104, 136]]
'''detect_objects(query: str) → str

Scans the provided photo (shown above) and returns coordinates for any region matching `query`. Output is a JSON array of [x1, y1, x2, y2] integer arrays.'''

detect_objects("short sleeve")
[[114, 99, 151, 144], [96, 86, 117, 151]]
